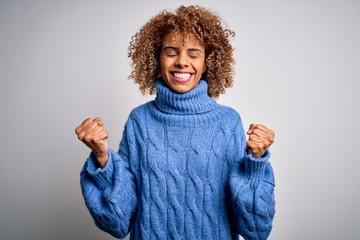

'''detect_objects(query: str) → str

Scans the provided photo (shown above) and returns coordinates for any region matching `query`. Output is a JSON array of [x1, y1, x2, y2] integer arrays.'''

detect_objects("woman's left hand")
[[246, 124, 275, 158]]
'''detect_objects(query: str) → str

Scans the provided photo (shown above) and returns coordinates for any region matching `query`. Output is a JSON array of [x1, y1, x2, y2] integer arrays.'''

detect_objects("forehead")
[[162, 31, 204, 47]]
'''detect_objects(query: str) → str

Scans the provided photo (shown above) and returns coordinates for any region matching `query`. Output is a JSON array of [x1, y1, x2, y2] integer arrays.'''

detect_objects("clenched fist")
[[75, 117, 109, 167], [246, 124, 275, 158]]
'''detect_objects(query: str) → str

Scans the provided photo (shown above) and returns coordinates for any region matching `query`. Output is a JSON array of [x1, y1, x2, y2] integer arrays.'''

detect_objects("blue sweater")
[[80, 80, 275, 240]]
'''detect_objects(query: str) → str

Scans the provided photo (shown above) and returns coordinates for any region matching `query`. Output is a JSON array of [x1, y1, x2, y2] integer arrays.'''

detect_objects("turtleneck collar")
[[154, 79, 216, 115]]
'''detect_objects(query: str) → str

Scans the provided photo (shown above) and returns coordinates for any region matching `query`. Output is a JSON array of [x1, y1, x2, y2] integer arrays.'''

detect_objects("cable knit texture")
[[80, 80, 275, 240]]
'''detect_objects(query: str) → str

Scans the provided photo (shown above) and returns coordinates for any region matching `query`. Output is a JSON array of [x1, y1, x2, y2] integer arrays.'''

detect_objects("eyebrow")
[[162, 46, 203, 53], [188, 48, 203, 53], [162, 46, 177, 51]]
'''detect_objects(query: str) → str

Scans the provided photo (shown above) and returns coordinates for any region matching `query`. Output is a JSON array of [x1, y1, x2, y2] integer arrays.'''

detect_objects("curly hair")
[[128, 5, 235, 98]]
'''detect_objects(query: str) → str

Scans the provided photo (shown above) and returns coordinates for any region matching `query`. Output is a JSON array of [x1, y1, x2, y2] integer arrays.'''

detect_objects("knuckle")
[[82, 118, 92, 125], [259, 143, 266, 150], [84, 135, 93, 143], [268, 131, 275, 139], [77, 132, 85, 140], [77, 134, 83, 141], [89, 121, 97, 128]]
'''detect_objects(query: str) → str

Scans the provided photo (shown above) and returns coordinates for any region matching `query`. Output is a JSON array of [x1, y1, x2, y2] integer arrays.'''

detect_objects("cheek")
[[202, 64, 207, 73], [159, 60, 170, 79], [160, 57, 171, 71], [197, 61, 207, 74], [159, 60, 166, 75]]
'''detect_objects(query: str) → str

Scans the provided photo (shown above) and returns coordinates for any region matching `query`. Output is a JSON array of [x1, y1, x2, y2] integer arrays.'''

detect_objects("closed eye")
[[166, 53, 177, 57], [162, 46, 178, 57], [188, 48, 202, 59]]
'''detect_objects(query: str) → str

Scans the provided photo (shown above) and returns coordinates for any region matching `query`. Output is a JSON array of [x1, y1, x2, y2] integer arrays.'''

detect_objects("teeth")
[[173, 72, 191, 80]]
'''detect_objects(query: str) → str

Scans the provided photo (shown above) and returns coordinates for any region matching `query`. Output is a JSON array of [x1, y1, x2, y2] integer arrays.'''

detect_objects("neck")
[[154, 79, 216, 115]]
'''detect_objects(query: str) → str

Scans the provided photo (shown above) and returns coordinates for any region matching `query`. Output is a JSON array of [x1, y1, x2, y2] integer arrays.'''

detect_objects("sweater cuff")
[[86, 149, 116, 190], [246, 150, 270, 189]]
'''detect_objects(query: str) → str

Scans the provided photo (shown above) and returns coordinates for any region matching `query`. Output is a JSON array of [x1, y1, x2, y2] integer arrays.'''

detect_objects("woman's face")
[[159, 32, 206, 94]]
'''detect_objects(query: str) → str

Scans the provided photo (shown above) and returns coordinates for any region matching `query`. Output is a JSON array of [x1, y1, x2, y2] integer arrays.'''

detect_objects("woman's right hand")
[[75, 117, 109, 167]]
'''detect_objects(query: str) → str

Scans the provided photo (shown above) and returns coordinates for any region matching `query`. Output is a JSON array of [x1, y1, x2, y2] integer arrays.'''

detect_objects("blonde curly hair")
[[128, 5, 235, 98]]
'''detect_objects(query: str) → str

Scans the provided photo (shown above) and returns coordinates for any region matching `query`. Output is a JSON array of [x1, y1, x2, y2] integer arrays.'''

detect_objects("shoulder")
[[216, 103, 242, 122], [123, 101, 158, 131], [215, 103, 245, 133], [127, 101, 154, 120]]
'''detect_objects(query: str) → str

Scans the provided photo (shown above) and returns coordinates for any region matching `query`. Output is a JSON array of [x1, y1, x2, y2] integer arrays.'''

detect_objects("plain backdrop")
[[1, 0, 359, 239]]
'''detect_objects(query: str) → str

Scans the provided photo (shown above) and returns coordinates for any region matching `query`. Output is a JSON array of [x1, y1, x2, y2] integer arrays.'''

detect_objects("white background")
[[1, 0, 359, 239]]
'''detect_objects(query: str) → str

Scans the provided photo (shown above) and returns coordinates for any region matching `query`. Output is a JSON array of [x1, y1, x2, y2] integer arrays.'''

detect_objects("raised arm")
[[228, 119, 275, 240], [76, 118, 138, 238]]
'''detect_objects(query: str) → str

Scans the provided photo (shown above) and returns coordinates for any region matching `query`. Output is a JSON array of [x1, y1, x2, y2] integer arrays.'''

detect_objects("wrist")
[[247, 148, 265, 158], [94, 152, 108, 168]]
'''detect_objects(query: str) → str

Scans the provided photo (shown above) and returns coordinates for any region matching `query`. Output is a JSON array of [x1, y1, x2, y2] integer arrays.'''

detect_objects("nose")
[[174, 53, 188, 68]]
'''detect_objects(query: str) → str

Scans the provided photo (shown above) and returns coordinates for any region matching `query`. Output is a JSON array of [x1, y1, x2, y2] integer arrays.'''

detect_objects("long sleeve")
[[228, 119, 275, 240], [80, 120, 138, 239]]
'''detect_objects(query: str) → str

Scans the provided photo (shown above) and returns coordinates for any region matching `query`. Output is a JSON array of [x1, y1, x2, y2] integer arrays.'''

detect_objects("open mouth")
[[171, 72, 192, 82]]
